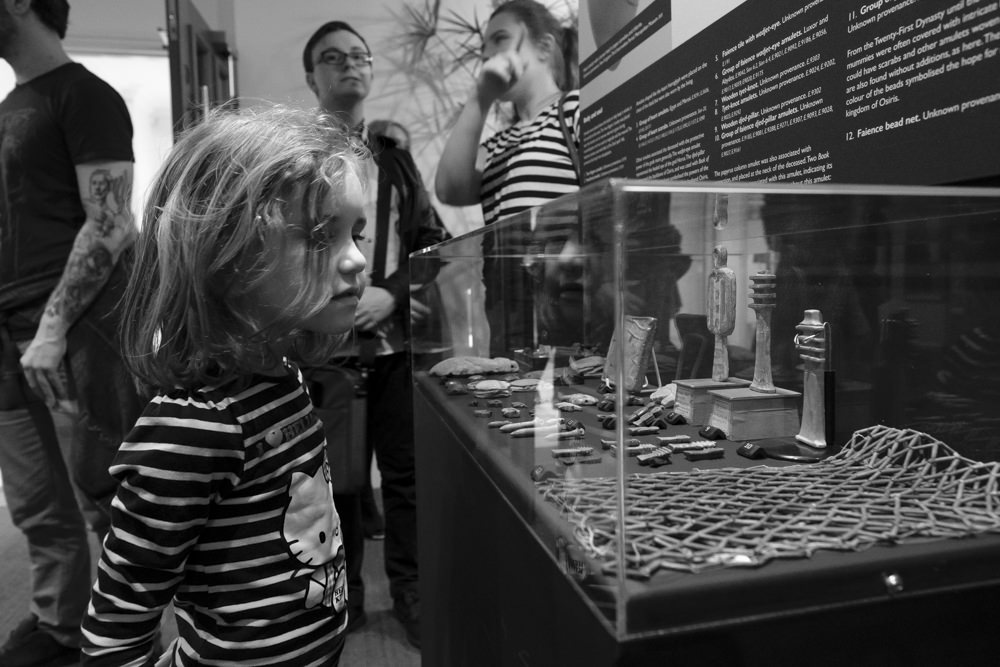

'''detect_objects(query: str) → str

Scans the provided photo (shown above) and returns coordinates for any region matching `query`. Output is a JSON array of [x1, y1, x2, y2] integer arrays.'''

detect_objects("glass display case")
[[410, 179, 1000, 665]]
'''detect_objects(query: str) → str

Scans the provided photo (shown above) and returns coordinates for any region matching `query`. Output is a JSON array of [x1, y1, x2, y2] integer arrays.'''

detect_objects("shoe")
[[361, 506, 385, 540], [393, 590, 421, 649], [0, 615, 79, 667], [360, 485, 384, 540], [346, 608, 368, 633]]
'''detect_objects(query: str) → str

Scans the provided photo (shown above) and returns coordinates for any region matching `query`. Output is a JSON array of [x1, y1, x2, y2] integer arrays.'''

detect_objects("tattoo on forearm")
[[83, 168, 133, 236], [44, 244, 114, 323]]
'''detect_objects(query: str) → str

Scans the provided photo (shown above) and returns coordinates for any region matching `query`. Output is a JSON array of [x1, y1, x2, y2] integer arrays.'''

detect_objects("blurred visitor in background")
[[303, 19, 449, 649]]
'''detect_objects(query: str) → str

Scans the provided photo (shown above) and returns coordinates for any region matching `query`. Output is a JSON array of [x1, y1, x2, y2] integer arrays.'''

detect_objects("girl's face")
[[483, 12, 525, 61], [482, 12, 547, 97], [259, 172, 367, 335]]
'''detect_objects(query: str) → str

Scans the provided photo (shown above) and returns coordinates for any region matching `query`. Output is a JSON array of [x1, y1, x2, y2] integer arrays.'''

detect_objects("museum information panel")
[[579, 0, 1000, 184]]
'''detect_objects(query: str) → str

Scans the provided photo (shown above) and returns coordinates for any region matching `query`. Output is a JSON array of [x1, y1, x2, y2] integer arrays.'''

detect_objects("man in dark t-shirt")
[[0, 2, 143, 665]]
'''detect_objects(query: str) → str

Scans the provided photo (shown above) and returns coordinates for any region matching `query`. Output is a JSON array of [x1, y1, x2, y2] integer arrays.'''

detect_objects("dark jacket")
[[366, 132, 449, 337]]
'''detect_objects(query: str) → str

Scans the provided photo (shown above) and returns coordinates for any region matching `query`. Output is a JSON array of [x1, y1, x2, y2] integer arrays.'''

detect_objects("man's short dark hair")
[[31, 0, 70, 39], [302, 21, 370, 73]]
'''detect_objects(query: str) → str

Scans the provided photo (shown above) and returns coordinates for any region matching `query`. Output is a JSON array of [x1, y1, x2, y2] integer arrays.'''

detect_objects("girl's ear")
[[536, 33, 557, 62]]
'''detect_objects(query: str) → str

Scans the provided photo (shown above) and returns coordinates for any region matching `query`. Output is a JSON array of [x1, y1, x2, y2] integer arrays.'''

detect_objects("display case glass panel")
[[410, 179, 1000, 642]]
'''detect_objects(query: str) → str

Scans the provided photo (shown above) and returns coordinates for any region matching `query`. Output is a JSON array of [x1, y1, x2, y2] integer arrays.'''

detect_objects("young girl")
[[435, 0, 580, 224], [81, 106, 368, 666], [435, 1, 580, 356]]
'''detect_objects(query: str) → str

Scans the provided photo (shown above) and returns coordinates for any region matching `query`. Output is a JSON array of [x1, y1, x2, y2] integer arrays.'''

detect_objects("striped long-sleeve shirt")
[[480, 90, 581, 227], [82, 368, 347, 666]]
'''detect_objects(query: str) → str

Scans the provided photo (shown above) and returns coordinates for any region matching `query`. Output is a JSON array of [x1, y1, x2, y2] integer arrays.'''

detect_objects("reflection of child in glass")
[[81, 106, 369, 666]]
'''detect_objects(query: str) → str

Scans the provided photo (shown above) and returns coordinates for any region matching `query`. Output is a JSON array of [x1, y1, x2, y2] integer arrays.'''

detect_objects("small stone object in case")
[[634, 405, 666, 427], [501, 407, 521, 418], [511, 401, 528, 409], [596, 398, 616, 412], [698, 425, 726, 440], [545, 427, 587, 441], [511, 424, 563, 437], [636, 446, 672, 466], [500, 417, 564, 433], [487, 399, 504, 407], [611, 442, 657, 457], [530, 465, 557, 482], [443, 379, 467, 395], [737, 441, 766, 459], [468, 379, 512, 398], [628, 425, 660, 436], [667, 440, 717, 453], [473, 409, 492, 418], [627, 404, 653, 423], [647, 456, 672, 468], [561, 393, 598, 406], [488, 420, 512, 429], [656, 434, 691, 445], [665, 411, 687, 425], [510, 418, 578, 438], [684, 446, 726, 461], [596, 414, 617, 429], [601, 437, 641, 450], [510, 378, 541, 392], [551, 446, 594, 458]]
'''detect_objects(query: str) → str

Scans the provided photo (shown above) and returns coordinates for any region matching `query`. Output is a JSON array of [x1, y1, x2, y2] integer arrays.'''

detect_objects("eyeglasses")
[[315, 49, 374, 68]]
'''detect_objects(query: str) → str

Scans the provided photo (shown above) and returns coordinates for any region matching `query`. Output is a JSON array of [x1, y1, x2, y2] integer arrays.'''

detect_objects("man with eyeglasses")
[[302, 20, 448, 650]]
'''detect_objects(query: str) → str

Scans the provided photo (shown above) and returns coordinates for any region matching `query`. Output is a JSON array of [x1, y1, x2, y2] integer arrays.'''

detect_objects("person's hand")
[[410, 286, 431, 324], [19, 333, 70, 408], [355, 286, 395, 332], [477, 49, 527, 105]]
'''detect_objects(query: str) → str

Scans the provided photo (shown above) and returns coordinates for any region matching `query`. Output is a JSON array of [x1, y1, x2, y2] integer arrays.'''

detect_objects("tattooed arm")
[[20, 161, 137, 406]]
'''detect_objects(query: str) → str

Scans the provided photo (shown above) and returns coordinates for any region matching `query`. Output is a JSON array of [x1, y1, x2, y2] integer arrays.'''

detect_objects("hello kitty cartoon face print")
[[283, 457, 347, 611]]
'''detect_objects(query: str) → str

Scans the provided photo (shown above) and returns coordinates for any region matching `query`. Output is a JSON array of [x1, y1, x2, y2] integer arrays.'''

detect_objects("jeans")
[[0, 400, 99, 648]]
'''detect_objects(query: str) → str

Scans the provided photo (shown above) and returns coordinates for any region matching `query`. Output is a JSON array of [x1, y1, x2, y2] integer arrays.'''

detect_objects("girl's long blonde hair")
[[121, 104, 369, 391]]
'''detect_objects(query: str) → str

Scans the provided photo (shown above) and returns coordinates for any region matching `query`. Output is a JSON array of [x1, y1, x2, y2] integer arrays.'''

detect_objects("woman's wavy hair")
[[490, 0, 579, 91], [120, 104, 369, 391]]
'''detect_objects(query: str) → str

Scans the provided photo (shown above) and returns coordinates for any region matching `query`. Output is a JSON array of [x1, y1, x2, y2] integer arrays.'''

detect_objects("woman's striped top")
[[81, 368, 347, 666], [480, 90, 581, 226]]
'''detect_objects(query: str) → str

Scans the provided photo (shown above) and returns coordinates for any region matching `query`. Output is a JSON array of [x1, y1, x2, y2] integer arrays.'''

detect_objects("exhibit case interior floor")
[[410, 179, 1000, 666]]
